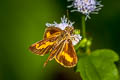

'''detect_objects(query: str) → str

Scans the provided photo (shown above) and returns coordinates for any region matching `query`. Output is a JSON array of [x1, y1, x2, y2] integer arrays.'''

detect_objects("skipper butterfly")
[[29, 26, 78, 68]]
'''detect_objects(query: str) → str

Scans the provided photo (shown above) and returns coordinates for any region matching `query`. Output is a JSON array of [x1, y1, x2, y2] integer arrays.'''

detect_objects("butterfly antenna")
[[66, 9, 69, 20]]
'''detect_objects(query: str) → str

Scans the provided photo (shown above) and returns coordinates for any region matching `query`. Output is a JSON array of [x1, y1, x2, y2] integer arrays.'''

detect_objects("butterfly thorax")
[[62, 26, 74, 39]]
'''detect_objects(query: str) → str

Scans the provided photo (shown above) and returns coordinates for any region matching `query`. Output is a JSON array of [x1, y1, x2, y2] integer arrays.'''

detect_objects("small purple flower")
[[68, 0, 103, 19]]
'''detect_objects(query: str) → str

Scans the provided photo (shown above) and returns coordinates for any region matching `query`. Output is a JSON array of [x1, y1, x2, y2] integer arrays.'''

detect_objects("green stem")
[[82, 16, 86, 38], [82, 15, 89, 53]]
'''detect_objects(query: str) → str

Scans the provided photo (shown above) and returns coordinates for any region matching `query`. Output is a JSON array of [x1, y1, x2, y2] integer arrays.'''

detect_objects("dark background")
[[0, 0, 120, 80]]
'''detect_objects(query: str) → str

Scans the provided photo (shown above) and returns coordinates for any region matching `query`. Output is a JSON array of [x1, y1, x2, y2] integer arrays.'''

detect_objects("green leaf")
[[76, 49, 119, 80]]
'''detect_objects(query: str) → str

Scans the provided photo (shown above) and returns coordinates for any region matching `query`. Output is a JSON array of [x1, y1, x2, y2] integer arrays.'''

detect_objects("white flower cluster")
[[71, 34, 82, 45], [46, 16, 74, 30]]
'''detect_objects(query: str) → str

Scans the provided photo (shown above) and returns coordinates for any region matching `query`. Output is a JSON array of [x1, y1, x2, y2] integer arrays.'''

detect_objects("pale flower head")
[[46, 16, 74, 30], [71, 34, 82, 45], [68, 0, 103, 19]]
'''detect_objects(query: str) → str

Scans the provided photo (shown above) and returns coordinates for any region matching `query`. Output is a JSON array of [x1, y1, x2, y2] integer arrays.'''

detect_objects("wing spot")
[[61, 51, 73, 62], [36, 42, 54, 49], [46, 32, 51, 38]]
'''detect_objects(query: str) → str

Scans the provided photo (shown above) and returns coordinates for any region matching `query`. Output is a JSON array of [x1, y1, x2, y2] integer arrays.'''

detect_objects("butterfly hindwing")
[[55, 39, 78, 68]]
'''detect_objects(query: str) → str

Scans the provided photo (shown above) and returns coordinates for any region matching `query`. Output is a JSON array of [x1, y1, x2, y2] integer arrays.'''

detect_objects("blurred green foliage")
[[77, 49, 119, 80], [0, 0, 120, 80]]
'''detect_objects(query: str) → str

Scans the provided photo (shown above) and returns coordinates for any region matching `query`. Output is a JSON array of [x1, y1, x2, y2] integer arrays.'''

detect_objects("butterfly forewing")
[[44, 27, 62, 39], [29, 36, 58, 56], [55, 39, 78, 68], [29, 27, 62, 56]]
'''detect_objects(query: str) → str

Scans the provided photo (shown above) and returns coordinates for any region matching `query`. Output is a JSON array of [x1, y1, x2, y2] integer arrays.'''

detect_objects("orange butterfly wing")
[[29, 27, 62, 56], [44, 27, 62, 39]]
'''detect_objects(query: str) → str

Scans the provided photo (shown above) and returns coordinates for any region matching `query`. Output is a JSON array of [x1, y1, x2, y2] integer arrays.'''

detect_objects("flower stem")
[[82, 16, 86, 38], [82, 15, 89, 54]]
